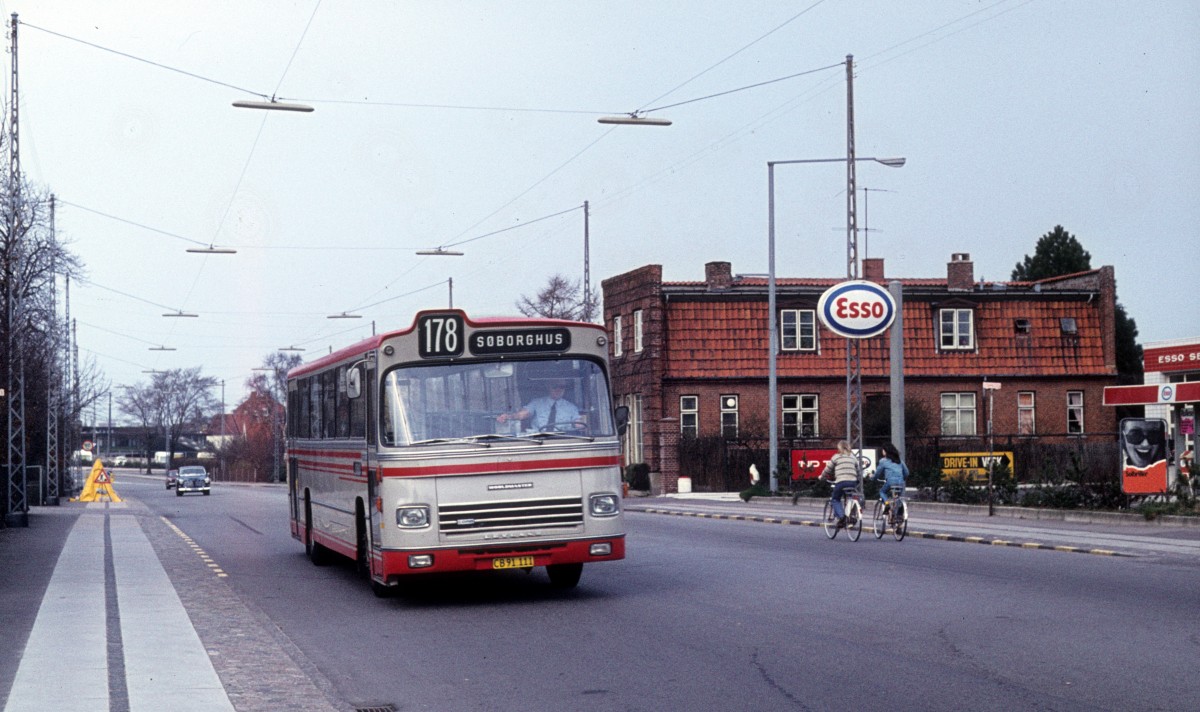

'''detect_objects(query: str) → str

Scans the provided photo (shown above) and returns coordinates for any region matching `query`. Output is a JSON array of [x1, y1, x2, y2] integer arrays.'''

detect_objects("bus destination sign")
[[470, 328, 571, 355]]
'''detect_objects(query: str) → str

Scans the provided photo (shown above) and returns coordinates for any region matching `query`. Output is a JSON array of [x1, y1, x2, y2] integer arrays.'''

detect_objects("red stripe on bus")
[[382, 455, 620, 477], [288, 448, 365, 460]]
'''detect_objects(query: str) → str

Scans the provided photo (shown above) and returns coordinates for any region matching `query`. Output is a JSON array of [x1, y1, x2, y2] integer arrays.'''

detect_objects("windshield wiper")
[[407, 437, 492, 448], [468, 433, 543, 444], [527, 431, 596, 442]]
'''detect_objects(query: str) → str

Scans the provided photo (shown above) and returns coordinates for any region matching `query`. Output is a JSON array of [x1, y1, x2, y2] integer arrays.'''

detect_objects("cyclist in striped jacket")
[[821, 440, 861, 527]]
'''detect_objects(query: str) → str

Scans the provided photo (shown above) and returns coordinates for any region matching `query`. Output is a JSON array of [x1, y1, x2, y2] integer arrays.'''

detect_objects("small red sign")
[[789, 448, 838, 480]]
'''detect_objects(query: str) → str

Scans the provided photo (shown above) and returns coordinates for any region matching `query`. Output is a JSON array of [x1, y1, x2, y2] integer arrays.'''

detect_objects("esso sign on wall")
[[817, 281, 896, 339]]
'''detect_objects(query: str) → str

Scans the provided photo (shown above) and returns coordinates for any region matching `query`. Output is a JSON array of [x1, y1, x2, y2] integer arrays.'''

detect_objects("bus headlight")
[[589, 493, 621, 517], [396, 505, 431, 528]]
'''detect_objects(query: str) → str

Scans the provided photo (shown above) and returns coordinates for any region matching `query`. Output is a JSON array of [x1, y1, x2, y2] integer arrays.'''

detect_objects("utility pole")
[[45, 196, 60, 505], [5, 12, 27, 527], [583, 200, 591, 321], [844, 54, 864, 459]]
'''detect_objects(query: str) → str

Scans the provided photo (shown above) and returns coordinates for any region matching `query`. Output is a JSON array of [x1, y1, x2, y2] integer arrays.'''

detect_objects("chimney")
[[705, 261, 733, 290], [947, 253, 974, 291], [863, 257, 885, 281]]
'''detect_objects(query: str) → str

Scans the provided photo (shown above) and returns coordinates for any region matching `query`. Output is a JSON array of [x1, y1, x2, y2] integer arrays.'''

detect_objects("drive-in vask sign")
[[816, 280, 896, 339]]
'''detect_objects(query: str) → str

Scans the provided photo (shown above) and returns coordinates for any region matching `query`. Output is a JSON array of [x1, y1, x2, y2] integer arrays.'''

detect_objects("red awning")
[[1103, 381, 1200, 406]]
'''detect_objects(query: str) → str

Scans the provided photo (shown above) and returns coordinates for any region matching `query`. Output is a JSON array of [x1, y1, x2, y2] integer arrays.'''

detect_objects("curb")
[[627, 506, 1129, 557]]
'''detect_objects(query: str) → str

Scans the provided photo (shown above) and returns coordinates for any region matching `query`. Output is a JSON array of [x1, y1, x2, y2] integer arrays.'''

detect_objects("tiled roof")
[[664, 297, 1112, 380]]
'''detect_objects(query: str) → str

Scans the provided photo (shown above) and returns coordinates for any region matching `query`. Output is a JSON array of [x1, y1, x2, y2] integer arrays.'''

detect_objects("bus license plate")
[[492, 556, 535, 570]]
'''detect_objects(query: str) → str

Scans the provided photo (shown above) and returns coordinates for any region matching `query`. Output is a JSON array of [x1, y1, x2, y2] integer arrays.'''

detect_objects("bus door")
[[366, 466, 380, 556]]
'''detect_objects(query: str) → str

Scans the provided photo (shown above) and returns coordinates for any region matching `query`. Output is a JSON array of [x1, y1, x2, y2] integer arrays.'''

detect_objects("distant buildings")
[[603, 254, 1120, 493]]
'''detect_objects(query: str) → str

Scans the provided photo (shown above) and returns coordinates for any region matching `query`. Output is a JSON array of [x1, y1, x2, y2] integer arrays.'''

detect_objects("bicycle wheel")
[[872, 499, 886, 539], [892, 499, 908, 541], [822, 500, 839, 539], [846, 499, 863, 542]]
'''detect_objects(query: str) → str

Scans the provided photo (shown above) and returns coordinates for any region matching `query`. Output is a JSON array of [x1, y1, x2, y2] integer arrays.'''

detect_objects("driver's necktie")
[[547, 401, 557, 429]]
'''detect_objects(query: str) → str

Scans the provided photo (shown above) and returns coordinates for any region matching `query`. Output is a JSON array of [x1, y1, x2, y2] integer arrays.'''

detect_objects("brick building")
[[602, 254, 1120, 493]]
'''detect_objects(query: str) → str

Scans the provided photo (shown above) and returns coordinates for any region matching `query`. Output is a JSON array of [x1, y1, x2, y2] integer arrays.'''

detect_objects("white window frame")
[[680, 395, 698, 438], [1017, 391, 1036, 435], [622, 394, 643, 465], [1067, 391, 1084, 435], [633, 309, 644, 353], [940, 392, 977, 436], [939, 308, 975, 350], [780, 309, 818, 352], [612, 315, 623, 358], [720, 394, 739, 439], [782, 394, 819, 438]]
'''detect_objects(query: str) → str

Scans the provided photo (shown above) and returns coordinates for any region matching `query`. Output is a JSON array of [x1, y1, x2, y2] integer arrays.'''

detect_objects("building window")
[[1067, 391, 1084, 434], [633, 309, 644, 353], [780, 309, 818, 351], [680, 396, 698, 438], [940, 392, 977, 435], [720, 394, 739, 439], [939, 308, 975, 350], [782, 394, 819, 438], [622, 394, 643, 465], [1017, 391, 1036, 435], [612, 315, 623, 358], [1014, 318, 1031, 335]]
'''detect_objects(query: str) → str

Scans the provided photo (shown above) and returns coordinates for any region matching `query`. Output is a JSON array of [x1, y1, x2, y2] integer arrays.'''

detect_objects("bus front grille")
[[438, 497, 584, 536]]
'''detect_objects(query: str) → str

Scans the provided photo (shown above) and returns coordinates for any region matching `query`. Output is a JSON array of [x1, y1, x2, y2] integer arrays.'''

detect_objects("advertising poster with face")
[[1120, 417, 1169, 494]]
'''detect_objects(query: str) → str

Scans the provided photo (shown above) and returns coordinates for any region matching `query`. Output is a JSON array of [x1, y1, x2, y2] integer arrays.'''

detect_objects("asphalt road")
[[5, 475, 1199, 711]]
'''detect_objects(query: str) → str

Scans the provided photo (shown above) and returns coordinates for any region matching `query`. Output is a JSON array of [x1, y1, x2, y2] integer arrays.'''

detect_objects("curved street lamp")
[[766, 155, 906, 493]]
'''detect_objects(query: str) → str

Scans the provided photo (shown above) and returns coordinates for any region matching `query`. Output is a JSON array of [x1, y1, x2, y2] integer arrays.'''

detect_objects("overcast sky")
[[8, 0, 1199, 411]]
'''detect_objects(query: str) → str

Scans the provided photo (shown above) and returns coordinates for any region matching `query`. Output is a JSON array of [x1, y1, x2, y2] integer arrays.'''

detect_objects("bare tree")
[[516, 274, 590, 320], [116, 367, 218, 471], [116, 380, 159, 473]]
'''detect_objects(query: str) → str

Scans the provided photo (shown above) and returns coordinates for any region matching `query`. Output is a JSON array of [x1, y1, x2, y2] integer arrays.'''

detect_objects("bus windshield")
[[381, 358, 615, 446]]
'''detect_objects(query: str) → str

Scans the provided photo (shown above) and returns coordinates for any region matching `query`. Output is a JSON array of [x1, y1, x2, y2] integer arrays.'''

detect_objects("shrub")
[[624, 463, 651, 491]]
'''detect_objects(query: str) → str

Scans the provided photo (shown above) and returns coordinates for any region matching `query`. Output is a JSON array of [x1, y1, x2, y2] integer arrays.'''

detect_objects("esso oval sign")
[[817, 280, 896, 339]]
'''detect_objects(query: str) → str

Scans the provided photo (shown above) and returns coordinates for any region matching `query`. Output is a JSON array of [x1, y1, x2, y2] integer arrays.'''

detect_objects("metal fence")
[[679, 433, 1122, 493]]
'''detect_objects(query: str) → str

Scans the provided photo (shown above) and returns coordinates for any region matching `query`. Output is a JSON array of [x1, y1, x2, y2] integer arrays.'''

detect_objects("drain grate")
[[355, 706, 397, 712]]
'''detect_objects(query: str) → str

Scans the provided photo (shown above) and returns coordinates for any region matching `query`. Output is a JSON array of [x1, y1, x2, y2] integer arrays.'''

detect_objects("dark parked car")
[[176, 466, 211, 496], [165, 469, 179, 489]]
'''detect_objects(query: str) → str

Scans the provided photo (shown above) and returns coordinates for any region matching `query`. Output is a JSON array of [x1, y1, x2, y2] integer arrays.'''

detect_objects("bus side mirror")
[[614, 405, 630, 437], [346, 367, 362, 399]]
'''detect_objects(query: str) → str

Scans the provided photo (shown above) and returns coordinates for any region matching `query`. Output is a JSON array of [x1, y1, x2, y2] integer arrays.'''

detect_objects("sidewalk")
[[624, 492, 1200, 559], [0, 500, 342, 712]]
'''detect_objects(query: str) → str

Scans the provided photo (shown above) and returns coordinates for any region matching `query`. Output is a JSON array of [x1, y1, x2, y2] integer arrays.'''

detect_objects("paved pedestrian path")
[[1, 501, 342, 712], [4, 504, 234, 712]]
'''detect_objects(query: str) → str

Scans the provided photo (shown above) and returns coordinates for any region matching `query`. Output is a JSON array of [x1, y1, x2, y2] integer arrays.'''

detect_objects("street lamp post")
[[766, 156, 905, 493]]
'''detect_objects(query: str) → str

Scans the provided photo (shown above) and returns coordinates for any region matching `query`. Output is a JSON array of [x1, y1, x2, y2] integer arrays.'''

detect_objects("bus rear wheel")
[[546, 563, 583, 589]]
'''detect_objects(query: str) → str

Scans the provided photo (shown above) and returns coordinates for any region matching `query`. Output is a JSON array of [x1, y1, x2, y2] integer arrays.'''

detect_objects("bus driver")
[[497, 379, 584, 432]]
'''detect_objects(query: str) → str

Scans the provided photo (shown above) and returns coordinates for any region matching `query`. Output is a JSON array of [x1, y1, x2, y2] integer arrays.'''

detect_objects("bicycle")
[[871, 490, 908, 541], [822, 487, 863, 541]]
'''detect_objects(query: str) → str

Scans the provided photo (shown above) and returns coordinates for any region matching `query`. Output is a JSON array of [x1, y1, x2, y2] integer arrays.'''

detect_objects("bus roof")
[[286, 309, 605, 380]]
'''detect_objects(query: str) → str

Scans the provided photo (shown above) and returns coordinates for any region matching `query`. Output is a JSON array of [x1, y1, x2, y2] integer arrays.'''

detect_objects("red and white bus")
[[286, 309, 627, 595]]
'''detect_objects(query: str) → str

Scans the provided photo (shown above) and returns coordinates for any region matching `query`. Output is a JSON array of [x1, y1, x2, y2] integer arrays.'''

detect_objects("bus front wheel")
[[546, 563, 583, 589]]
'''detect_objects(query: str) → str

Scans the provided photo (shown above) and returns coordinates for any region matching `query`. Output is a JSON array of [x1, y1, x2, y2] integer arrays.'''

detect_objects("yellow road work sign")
[[75, 459, 122, 502]]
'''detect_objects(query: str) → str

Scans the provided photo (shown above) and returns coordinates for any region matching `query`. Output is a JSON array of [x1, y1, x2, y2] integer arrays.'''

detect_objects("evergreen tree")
[[1011, 225, 1092, 281], [1012, 225, 1143, 398]]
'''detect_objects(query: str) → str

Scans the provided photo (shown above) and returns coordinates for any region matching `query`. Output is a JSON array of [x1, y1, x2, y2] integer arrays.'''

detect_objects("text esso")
[[816, 281, 897, 339]]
